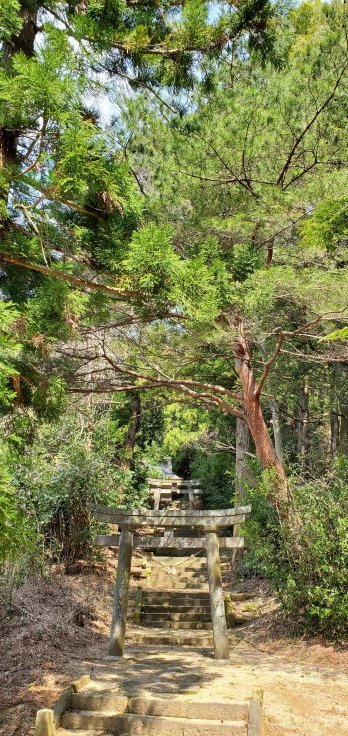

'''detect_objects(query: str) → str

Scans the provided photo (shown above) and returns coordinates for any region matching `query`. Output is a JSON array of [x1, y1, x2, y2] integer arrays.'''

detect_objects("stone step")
[[56, 730, 111, 736], [143, 588, 210, 594], [70, 696, 248, 722], [146, 584, 209, 591], [148, 577, 209, 583], [146, 569, 209, 576], [147, 578, 209, 585], [141, 591, 210, 610], [130, 630, 213, 646], [71, 694, 128, 713], [142, 591, 210, 601], [152, 565, 208, 576], [140, 612, 212, 623], [127, 698, 248, 722], [62, 712, 246, 736], [144, 580, 208, 593], [139, 620, 213, 630], [141, 591, 255, 602], [141, 605, 211, 614]]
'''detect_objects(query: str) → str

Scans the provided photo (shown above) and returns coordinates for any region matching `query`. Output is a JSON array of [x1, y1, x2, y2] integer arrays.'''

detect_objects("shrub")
[[242, 460, 348, 641], [14, 415, 149, 565], [0, 445, 39, 597]]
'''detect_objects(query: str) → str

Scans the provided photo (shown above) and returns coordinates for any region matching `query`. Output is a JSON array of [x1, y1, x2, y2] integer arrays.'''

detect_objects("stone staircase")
[[142, 555, 231, 591], [140, 590, 212, 630], [134, 554, 239, 636], [57, 691, 250, 736]]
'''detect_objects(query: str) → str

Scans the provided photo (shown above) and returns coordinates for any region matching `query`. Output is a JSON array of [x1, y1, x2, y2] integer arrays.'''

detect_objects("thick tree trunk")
[[234, 320, 289, 512], [257, 339, 284, 467], [120, 394, 141, 471]]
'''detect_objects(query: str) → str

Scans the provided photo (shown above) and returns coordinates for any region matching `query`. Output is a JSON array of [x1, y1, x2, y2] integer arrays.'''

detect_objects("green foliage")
[[280, 461, 348, 639], [14, 413, 148, 564], [322, 326, 348, 342], [231, 243, 264, 282], [0, 0, 22, 41], [123, 224, 179, 304], [243, 463, 348, 640], [191, 450, 234, 508], [26, 278, 88, 339], [0, 301, 21, 408], [0, 443, 37, 580], [301, 198, 348, 253]]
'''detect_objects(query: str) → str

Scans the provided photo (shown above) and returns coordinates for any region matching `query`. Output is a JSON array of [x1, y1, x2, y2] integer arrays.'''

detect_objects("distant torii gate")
[[147, 478, 202, 509], [91, 504, 251, 661]]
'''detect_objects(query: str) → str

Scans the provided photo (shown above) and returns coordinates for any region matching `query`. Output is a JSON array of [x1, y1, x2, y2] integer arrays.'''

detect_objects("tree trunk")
[[297, 375, 309, 470], [329, 366, 340, 458], [338, 411, 348, 455], [330, 411, 340, 458], [120, 394, 141, 471], [257, 339, 284, 466], [269, 396, 284, 466], [235, 416, 250, 504], [234, 320, 289, 512]]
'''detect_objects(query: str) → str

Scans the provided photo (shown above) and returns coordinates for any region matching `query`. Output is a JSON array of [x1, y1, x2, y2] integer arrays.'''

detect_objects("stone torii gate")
[[91, 504, 251, 661]]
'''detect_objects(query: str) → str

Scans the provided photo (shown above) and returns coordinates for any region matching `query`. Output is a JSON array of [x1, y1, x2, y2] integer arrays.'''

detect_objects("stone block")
[[70, 674, 91, 692], [71, 692, 128, 713], [35, 708, 54, 736], [183, 719, 245, 736], [129, 698, 188, 719]]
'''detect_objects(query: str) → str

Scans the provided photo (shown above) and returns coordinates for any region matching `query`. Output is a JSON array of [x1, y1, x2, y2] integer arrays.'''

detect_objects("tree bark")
[[234, 319, 289, 511], [257, 339, 284, 467], [329, 366, 340, 458], [330, 411, 340, 458], [268, 396, 284, 466], [120, 394, 141, 471], [338, 411, 348, 455], [235, 416, 250, 504], [296, 375, 309, 470]]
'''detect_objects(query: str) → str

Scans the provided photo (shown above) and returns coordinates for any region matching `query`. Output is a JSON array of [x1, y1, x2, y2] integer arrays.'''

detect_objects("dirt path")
[[69, 641, 348, 736], [1, 567, 347, 736]]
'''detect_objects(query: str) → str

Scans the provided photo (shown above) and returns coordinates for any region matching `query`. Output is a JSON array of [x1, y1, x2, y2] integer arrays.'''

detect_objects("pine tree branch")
[[0, 251, 134, 299], [276, 62, 348, 188]]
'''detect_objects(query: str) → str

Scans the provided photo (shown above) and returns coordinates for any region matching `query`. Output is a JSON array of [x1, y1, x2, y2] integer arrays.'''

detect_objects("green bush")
[[0, 445, 39, 596], [0, 455, 30, 564], [14, 415, 149, 565], [242, 461, 348, 641], [190, 450, 235, 508]]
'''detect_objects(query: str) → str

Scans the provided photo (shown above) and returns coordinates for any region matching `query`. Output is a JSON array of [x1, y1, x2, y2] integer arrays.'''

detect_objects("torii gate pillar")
[[108, 528, 133, 657], [205, 530, 230, 660]]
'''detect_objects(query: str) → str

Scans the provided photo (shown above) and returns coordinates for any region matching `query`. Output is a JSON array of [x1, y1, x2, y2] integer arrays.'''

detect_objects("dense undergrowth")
[[242, 461, 348, 641]]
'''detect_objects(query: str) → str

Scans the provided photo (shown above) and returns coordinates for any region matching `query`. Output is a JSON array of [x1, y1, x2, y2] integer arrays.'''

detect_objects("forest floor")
[[0, 557, 347, 736]]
